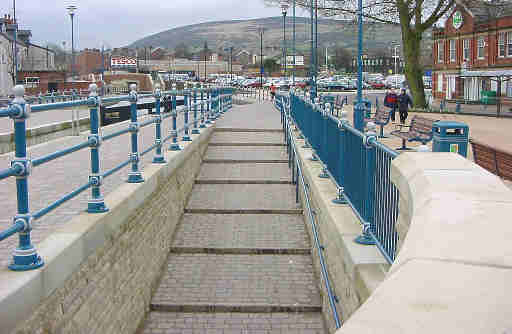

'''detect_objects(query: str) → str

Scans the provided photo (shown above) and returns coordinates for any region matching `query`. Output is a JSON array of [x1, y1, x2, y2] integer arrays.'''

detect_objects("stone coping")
[[336, 152, 512, 334], [0, 123, 214, 334]]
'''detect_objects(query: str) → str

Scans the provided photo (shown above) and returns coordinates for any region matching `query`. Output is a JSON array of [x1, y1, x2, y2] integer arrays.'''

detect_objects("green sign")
[[450, 144, 459, 154], [453, 11, 463, 30]]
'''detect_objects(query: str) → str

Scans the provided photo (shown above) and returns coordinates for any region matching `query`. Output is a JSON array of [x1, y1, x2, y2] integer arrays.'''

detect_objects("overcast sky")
[[0, 0, 293, 49]]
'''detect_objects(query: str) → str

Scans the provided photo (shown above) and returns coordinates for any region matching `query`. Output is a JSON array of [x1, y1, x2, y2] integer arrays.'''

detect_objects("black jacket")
[[398, 93, 413, 111]]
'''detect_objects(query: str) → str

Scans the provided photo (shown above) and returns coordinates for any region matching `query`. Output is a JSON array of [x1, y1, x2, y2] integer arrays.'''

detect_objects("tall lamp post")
[[259, 27, 265, 88], [293, 0, 296, 87], [392, 44, 400, 88], [281, 2, 289, 80], [66, 5, 77, 78]]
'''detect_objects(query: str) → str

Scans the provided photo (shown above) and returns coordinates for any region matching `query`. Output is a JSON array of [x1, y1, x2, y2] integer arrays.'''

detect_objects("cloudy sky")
[[0, 0, 294, 49]]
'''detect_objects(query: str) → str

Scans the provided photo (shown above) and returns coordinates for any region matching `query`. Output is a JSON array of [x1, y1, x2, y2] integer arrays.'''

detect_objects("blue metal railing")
[[279, 93, 342, 329], [277, 92, 400, 264], [0, 83, 233, 271]]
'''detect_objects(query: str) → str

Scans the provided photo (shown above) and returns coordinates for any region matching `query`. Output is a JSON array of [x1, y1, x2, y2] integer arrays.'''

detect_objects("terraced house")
[[433, 0, 512, 102], [0, 14, 55, 97]]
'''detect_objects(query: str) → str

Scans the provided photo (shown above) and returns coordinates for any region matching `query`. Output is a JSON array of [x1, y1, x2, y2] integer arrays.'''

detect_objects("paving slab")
[[151, 254, 321, 311], [139, 311, 326, 334], [216, 103, 282, 130], [197, 163, 291, 183], [172, 214, 309, 253], [204, 147, 288, 162], [186, 184, 300, 212], [210, 131, 284, 145]]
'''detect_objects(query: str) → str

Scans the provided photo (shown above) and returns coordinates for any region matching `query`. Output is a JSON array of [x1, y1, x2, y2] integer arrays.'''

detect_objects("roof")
[[0, 31, 26, 46], [458, 0, 512, 23]]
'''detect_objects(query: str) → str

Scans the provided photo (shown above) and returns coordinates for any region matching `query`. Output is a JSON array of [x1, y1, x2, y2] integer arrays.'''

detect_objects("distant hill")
[[128, 17, 405, 56]]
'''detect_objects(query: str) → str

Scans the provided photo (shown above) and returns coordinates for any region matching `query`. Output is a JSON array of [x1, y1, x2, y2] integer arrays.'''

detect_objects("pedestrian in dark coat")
[[397, 88, 413, 124]]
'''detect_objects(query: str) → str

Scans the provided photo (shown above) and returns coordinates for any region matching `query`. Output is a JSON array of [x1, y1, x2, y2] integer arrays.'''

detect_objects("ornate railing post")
[[152, 84, 165, 164], [169, 93, 181, 151], [7, 85, 44, 271], [355, 122, 377, 245], [333, 111, 349, 205], [86, 84, 109, 213], [205, 89, 212, 124], [127, 84, 144, 183], [192, 88, 200, 134], [183, 90, 192, 141], [200, 86, 206, 128], [318, 104, 329, 179]]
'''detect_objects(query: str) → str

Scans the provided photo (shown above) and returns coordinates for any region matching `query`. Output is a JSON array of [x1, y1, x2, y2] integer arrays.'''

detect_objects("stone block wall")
[[0, 126, 213, 334]]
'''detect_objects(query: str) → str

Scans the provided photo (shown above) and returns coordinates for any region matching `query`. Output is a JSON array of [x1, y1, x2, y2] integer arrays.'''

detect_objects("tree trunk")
[[402, 29, 427, 108]]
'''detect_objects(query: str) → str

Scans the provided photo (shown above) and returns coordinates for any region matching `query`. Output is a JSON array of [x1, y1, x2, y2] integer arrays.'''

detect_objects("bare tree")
[[263, 0, 456, 107]]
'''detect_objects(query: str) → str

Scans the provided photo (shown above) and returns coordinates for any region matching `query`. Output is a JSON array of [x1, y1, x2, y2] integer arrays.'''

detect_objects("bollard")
[[127, 84, 144, 183], [192, 89, 200, 134], [182, 90, 192, 141], [355, 122, 377, 245], [169, 93, 181, 151], [86, 84, 109, 213], [6, 85, 44, 271], [152, 84, 165, 164]]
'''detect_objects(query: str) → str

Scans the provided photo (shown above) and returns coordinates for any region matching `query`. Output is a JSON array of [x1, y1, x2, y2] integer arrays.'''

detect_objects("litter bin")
[[481, 90, 496, 105], [432, 121, 469, 157]]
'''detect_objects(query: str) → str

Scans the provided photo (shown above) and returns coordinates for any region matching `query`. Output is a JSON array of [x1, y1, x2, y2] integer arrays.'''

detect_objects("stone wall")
[[290, 126, 389, 334], [0, 125, 213, 334], [336, 153, 512, 334]]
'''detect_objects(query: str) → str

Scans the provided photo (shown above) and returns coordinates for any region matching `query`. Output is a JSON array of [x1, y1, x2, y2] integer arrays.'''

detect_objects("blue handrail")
[[0, 83, 234, 271], [279, 95, 342, 329], [278, 92, 400, 264]]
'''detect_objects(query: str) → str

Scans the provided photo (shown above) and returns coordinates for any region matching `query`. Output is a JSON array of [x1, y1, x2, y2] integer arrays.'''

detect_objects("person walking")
[[384, 89, 398, 122], [397, 88, 413, 124], [270, 83, 277, 101]]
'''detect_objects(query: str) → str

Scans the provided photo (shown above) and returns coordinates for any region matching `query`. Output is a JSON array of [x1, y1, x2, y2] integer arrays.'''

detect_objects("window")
[[449, 40, 456, 62], [463, 39, 470, 61], [499, 33, 506, 57], [477, 37, 485, 59], [437, 73, 443, 92], [508, 32, 512, 57], [438, 41, 444, 63]]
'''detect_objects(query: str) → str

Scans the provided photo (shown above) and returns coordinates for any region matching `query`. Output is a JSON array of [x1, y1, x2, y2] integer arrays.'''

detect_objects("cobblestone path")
[[138, 102, 327, 333]]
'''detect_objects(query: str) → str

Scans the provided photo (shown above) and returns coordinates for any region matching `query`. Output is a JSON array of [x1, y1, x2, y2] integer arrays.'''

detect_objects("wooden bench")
[[470, 139, 512, 181], [390, 116, 438, 151], [364, 106, 391, 138]]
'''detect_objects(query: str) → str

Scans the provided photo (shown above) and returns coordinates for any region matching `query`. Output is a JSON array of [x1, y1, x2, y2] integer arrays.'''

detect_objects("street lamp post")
[[293, 0, 296, 86], [281, 2, 289, 80], [259, 28, 265, 88], [393, 44, 400, 88], [66, 5, 77, 78]]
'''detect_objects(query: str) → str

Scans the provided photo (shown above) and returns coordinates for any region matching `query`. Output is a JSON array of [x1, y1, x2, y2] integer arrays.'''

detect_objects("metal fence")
[[0, 83, 233, 271], [278, 92, 400, 264]]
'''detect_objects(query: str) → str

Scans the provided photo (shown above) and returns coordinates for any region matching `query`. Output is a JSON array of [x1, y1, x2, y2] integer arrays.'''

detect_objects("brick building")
[[433, 0, 512, 101], [76, 48, 106, 76]]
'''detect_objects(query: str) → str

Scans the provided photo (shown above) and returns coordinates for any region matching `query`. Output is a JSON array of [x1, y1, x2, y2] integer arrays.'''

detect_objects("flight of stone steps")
[[138, 103, 327, 333]]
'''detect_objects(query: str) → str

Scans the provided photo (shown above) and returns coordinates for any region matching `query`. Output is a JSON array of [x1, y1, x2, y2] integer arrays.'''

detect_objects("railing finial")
[[89, 83, 98, 97], [13, 85, 25, 102]]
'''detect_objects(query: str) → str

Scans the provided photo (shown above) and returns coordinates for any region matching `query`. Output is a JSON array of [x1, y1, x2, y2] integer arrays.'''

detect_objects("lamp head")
[[280, 1, 289, 15], [66, 5, 77, 16]]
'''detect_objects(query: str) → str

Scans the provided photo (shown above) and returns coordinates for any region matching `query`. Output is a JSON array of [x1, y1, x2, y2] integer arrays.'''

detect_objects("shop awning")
[[460, 69, 512, 78]]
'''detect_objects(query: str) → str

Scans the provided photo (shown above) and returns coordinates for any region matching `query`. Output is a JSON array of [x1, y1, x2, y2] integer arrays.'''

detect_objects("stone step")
[[214, 128, 283, 133], [209, 142, 286, 147], [186, 184, 300, 212], [172, 214, 310, 254], [197, 163, 291, 183], [139, 311, 326, 334], [150, 254, 322, 312], [210, 131, 284, 145], [204, 146, 288, 162]]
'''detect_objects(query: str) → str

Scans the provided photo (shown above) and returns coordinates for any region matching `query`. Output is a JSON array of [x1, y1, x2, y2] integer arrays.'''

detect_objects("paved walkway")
[[138, 102, 327, 333]]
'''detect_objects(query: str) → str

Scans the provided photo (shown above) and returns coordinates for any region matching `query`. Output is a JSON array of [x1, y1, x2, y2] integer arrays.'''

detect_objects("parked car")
[[369, 81, 386, 89]]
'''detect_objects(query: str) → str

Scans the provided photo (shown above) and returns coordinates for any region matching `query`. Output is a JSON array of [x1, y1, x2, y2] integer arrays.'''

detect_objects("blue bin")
[[432, 121, 469, 157]]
